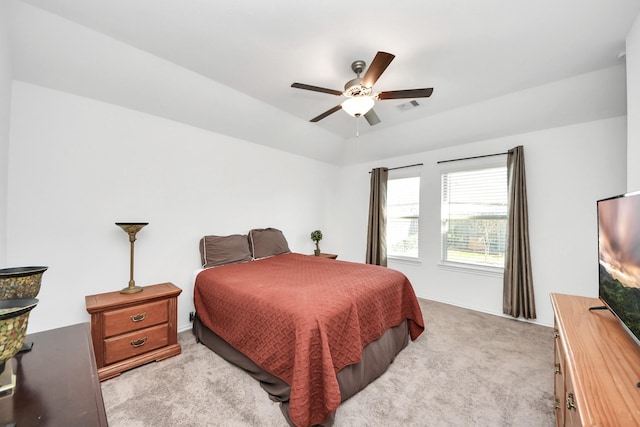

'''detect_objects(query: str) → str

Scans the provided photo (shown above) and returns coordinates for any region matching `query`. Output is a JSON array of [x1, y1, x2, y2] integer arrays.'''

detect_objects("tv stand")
[[551, 293, 640, 426]]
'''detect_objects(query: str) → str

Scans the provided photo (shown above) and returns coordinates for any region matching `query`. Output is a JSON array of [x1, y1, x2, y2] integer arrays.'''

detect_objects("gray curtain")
[[366, 167, 388, 266], [503, 146, 536, 319]]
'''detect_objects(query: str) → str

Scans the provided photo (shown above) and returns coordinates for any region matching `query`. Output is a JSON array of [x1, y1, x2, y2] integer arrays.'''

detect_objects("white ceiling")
[[8, 0, 640, 165]]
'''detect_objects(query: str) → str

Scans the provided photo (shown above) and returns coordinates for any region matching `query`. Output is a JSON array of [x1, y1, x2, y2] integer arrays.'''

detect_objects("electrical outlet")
[[189, 311, 195, 322]]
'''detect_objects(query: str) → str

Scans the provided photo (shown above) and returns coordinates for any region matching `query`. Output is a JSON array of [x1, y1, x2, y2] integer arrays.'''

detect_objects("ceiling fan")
[[291, 51, 433, 126]]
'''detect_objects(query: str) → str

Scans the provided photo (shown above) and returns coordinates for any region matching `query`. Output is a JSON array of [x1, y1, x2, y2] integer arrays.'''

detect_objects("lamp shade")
[[341, 96, 375, 117]]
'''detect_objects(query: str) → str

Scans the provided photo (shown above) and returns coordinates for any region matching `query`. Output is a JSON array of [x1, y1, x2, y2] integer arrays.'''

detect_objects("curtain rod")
[[369, 163, 423, 173], [437, 152, 507, 164]]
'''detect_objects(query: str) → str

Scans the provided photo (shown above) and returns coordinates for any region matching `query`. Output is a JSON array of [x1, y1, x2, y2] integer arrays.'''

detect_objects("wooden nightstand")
[[317, 253, 338, 259], [85, 282, 182, 381]]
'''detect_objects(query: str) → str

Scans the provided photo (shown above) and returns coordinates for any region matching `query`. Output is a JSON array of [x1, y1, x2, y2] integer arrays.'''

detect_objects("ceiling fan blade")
[[310, 105, 343, 122], [364, 109, 381, 126], [291, 83, 343, 96], [377, 88, 434, 100], [361, 52, 395, 88]]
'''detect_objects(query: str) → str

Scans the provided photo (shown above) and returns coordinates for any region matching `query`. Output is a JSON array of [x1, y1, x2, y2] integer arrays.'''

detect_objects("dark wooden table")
[[0, 323, 108, 426]]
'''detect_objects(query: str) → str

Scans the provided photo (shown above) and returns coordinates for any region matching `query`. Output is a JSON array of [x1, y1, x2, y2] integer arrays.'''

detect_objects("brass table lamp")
[[116, 222, 148, 294]]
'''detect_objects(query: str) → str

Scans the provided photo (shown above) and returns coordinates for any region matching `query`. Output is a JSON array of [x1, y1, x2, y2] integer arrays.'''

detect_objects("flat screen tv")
[[597, 190, 640, 346]]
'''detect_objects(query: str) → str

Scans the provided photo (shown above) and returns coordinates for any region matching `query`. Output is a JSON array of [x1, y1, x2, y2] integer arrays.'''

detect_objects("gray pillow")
[[199, 234, 252, 268], [248, 228, 291, 259]]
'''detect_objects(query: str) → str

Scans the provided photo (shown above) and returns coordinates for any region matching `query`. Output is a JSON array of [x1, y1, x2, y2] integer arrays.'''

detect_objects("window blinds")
[[441, 166, 507, 267]]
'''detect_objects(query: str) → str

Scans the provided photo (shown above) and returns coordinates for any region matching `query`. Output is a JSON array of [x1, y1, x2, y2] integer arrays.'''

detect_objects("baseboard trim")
[[416, 294, 552, 328]]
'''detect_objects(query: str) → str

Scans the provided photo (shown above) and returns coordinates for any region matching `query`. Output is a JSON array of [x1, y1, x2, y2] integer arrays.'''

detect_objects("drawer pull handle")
[[130, 337, 147, 348], [554, 363, 561, 375], [131, 313, 147, 322], [566, 392, 577, 411]]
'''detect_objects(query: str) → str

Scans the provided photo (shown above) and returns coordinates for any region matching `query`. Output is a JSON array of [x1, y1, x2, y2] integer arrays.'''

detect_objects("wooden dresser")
[[86, 282, 182, 381], [551, 293, 640, 426], [0, 323, 108, 426]]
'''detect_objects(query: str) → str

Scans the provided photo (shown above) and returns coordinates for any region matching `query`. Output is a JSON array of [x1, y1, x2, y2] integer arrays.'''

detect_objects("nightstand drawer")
[[103, 299, 168, 338], [104, 323, 169, 365]]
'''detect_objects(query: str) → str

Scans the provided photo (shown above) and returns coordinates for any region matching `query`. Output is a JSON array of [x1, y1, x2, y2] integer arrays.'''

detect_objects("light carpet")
[[101, 299, 555, 426]]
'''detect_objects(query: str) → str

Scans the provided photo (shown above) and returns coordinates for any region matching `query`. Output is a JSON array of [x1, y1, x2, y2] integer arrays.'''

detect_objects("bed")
[[192, 229, 424, 427]]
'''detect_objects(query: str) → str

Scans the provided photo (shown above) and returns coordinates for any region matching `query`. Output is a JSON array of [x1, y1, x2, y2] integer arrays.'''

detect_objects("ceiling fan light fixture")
[[341, 96, 375, 117], [291, 51, 433, 125], [343, 81, 372, 97]]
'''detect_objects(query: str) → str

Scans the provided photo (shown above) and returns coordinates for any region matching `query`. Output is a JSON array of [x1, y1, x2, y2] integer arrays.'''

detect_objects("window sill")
[[388, 255, 421, 265], [438, 261, 503, 277]]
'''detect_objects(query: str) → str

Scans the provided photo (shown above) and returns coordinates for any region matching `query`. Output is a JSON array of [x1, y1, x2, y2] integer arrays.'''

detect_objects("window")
[[387, 173, 420, 259], [440, 162, 507, 269]]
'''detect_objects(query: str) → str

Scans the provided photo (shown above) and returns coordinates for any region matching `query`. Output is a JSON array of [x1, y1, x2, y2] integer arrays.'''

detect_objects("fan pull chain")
[[356, 117, 362, 154]]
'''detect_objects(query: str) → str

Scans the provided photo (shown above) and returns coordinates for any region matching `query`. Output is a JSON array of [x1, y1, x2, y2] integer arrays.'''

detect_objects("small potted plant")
[[310, 230, 323, 256]]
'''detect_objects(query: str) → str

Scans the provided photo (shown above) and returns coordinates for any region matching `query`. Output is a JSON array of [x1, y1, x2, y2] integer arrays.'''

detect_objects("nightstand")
[[85, 282, 182, 381], [317, 253, 338, 259]]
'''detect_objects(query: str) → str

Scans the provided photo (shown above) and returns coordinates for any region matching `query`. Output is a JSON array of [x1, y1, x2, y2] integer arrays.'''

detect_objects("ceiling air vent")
[[396, 100, 420, 111]]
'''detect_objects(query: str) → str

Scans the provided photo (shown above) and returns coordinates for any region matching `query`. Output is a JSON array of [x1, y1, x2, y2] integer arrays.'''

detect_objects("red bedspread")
[[194, 253, 424, 427]]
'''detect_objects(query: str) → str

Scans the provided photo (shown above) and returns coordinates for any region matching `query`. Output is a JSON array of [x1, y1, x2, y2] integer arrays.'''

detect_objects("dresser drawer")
[[103, 300, 168, 338], [104, 323, 169, 365]]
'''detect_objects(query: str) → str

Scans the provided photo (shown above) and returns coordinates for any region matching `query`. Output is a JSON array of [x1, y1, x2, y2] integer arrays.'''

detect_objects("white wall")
[[335, 117, 627, 326], [0, 1, 12, 265], [7, 81, 340, 333], [628, 12, 640, 191], [342, 65, 627, 166]]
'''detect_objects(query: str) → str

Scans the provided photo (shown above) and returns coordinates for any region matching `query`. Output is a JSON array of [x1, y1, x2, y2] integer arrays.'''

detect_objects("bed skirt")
[[192, 314, 409, 426]]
